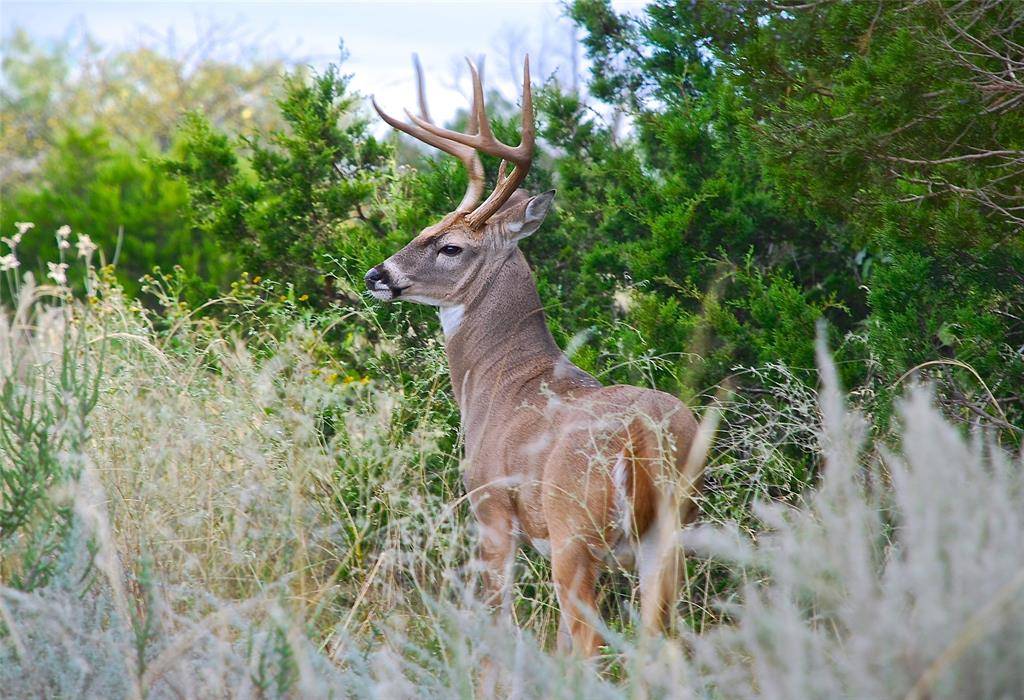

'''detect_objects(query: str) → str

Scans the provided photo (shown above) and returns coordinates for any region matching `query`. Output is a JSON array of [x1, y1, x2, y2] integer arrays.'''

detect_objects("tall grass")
[[1, 251, 1023, 698]]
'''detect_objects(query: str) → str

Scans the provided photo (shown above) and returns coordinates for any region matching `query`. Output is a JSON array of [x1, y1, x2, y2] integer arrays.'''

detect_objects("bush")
[[166, 61, 391, 301], [0, 128, 231, 299], [0, 271, 101, 590]]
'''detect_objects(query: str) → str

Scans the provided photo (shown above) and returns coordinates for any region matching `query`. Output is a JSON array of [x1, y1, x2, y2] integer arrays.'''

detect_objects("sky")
[[3, 1, 647, 124]]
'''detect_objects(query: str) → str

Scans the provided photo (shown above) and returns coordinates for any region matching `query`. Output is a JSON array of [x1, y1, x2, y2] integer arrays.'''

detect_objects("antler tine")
[[412, 53, 431, 123], [471, 55, 534, 227], [468, 54, 485, 135], [407, 55, 534, 228], [372, 57, 485, 212], [466, 57, 494, 143]]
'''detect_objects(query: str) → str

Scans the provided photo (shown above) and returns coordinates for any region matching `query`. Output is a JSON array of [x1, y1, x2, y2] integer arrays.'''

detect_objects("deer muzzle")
[[364, 264, 407, 300]]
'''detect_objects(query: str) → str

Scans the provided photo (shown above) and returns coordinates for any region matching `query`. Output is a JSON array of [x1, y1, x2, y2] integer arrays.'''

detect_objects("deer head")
[[365, 55, 553, 310]]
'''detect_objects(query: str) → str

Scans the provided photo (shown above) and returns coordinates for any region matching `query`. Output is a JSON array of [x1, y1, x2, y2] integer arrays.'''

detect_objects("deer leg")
[[476, 515, 518, 614], [637, 507, 682, 636], [556, 613, 573, 654], [550, 536, 603, 657], [474, 514, 518, 697]]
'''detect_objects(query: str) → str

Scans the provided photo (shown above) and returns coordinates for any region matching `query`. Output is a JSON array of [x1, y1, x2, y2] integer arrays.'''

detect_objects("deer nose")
[[364, 265, 387, 289]]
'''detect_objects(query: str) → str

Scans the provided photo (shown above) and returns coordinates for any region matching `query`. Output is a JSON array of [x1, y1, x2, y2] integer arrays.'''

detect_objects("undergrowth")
[[1, 246, 1022, 698]]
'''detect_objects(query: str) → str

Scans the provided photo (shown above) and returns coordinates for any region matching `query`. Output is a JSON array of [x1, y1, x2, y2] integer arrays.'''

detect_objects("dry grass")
[[2, 261, 1023, 698]]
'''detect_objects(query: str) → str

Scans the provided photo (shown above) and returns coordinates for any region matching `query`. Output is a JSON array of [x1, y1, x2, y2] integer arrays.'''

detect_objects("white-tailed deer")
[[366, 56, 703, 656]]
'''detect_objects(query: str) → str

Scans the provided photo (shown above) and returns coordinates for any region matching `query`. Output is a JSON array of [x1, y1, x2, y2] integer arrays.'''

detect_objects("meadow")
[[2, 237, 1022, 698], [2, 1, 1024, 697]]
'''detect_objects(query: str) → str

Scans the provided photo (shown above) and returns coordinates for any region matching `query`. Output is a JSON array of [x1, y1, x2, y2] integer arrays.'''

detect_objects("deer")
[[366, 55, 704, 658]]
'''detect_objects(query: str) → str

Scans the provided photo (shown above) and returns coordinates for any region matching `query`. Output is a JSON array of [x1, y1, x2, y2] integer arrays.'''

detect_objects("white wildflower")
[[58, 239, 71, 250], [1, 233, 22, 249], [14, 222, 34, 235], [47, 261, 69, 285], [0, 253, 19, 271], [56, 224, 72, 239], [76, 233, 97, 258]]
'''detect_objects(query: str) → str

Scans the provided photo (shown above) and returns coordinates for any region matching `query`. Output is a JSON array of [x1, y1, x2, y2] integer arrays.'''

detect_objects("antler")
[[372, 54, 485, 213], [408, 56, 535, 229]]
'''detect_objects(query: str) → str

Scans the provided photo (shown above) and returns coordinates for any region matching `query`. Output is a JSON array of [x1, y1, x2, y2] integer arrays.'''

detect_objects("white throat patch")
[[439, 305, 465, 338]]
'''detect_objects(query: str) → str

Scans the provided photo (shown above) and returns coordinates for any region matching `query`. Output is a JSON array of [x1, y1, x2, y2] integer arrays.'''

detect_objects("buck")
[[366, 56, 703, 656]]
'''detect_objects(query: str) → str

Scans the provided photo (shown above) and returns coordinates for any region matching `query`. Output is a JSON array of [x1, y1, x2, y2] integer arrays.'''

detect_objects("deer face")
[[364, 214, 481, 306], [364, 191, 554, 307]]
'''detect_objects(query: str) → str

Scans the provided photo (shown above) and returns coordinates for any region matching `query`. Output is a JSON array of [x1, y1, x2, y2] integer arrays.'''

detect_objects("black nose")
[[364, 265, 387, 290]]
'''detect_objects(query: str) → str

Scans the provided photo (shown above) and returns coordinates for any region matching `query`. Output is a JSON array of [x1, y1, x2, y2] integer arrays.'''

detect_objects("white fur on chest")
[[439, 305, 465, 338]]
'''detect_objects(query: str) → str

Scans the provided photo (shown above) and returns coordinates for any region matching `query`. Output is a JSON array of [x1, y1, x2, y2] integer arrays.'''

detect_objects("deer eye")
[[438, 244, 463, 257]]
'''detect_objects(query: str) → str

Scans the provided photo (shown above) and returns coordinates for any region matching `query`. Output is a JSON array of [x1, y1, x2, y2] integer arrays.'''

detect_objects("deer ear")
[[499, 190, 555, 245]]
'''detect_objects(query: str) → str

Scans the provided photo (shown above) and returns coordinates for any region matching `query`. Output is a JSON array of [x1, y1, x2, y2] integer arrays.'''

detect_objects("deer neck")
[[443, 248, 561, 413]]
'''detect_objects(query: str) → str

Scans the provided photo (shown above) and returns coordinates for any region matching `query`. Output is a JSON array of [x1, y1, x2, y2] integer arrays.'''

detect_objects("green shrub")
[[0, 128, 229, 299], [166, 61, 391, 301], [0, 266, 103, 591]]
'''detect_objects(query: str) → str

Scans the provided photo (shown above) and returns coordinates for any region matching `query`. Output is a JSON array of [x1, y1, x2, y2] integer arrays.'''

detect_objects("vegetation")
[[167, 63, 391, 300], [1, 27, 291, 299], [2, 1, 1023, 696]]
